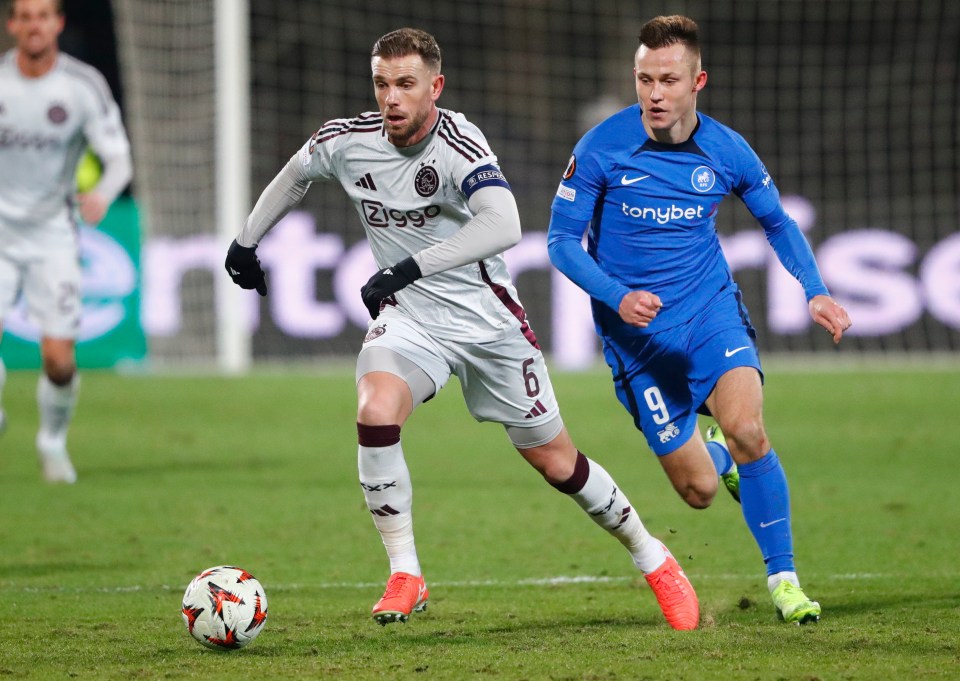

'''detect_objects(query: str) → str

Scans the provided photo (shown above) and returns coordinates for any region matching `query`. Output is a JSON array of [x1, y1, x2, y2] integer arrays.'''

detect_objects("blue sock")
[[738, 450, 795, 576], [705, 440, 734, 476]]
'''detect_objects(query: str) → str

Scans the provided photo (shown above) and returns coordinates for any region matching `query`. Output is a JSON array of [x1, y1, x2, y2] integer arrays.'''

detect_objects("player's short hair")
[[637, 15, 701, 74], [371, 28, 442, 73], [5, 0, 64, 18], [638, 15, 700, 55]]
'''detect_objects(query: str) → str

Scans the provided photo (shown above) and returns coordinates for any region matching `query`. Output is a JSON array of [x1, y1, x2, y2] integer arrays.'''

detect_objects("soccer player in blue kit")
[[547, 15, 852, 624]]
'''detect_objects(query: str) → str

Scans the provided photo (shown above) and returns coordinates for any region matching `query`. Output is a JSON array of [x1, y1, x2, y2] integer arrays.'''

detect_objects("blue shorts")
[[600, 285, 763, 456]]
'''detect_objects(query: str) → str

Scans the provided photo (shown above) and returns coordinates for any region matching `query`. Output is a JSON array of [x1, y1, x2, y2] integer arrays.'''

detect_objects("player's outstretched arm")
[[415, 186, 521, 277], [758, 208, 851, 341], [808, 294, 852, 343], [224, 156, 312, 297], [547, 212, 631, 312]]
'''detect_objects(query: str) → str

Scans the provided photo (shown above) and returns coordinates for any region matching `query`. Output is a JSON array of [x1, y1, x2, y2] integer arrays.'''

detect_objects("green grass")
[[0, 365, 958, 679]]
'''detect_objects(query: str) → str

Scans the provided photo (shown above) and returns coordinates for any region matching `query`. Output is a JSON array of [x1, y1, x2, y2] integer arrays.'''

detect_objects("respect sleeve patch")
[[461, 163, 511, 198]]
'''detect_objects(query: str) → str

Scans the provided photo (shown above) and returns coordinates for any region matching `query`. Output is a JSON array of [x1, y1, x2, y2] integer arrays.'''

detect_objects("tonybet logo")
[[621, 201, 705, 225]]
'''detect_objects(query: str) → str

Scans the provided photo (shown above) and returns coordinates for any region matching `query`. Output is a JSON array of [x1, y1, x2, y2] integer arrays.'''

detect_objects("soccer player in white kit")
[[0, 0, 132, 483], [225, 28, 699, 630]]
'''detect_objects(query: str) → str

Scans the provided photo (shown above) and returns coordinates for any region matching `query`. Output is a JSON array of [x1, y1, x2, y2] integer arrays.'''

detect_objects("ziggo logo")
[[361, 200, 440, 228]]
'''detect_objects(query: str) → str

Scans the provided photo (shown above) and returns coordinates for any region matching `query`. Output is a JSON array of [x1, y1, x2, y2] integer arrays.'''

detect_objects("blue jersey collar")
[[637, 114, 708, 158]]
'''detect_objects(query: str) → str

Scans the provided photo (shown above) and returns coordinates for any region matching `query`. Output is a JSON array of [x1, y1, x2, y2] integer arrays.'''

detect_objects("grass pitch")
[[0, 364, 957, 679]]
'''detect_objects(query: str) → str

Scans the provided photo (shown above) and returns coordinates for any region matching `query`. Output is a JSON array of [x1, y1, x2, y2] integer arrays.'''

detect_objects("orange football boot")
[[371, 572, 429, 625], [645, 550, 699, 630]]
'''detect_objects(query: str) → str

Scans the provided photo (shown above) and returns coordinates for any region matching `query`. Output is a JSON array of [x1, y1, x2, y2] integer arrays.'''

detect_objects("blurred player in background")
[[226, 27, 699, 630], [548, 15, 851, 624], [0, 0, 132, 482]]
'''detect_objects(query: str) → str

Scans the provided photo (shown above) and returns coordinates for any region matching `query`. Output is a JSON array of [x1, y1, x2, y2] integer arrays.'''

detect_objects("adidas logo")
[[523, 400, 548, 419], [613, 505, 631, 529], [370, 504, 400, 517], [354, 172, 377, 190]]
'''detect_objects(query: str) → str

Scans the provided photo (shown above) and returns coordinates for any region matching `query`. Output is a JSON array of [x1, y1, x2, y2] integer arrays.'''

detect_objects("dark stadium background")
[[10, 1, 957, 365]]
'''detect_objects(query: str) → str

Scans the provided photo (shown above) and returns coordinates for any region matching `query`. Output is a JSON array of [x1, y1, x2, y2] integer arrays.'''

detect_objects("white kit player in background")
[[225, 28, 699, 630], [0, 0, 132, 483]]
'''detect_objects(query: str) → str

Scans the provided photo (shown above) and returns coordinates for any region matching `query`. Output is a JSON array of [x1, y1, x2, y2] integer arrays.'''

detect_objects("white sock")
[[37, 373, 79, 444], [560, 453, 667, 574], [768, 571, 800, 593], [358, 432, 420, 576]]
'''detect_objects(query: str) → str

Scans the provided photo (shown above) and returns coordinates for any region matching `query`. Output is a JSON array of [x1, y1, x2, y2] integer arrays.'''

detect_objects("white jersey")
[[299, 108, 530, 343], [0, 50, 130, 258]]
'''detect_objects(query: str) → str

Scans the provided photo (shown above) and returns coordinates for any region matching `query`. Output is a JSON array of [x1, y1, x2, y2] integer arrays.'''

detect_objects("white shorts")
[[357, 308, 563, 445], [0, 247, 82, 339]]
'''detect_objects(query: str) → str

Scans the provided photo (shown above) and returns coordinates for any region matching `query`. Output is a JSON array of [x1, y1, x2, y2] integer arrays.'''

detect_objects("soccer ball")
[[181, 565, 268, 650]]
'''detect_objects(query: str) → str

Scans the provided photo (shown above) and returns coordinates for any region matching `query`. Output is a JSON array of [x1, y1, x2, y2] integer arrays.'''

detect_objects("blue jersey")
[[548, 104, 827, 336]]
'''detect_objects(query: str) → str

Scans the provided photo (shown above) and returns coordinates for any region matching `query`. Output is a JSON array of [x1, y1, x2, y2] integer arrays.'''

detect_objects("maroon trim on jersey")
[[477, 261, 540, 349], [315, 116, 383, 144], [441, 113, 490, 157], [551, 451, 590, 494], [357, 423, 401, 447], [436, 113, 488, 163], [437, 127, 476, 162], [316, 115, 382, 135]]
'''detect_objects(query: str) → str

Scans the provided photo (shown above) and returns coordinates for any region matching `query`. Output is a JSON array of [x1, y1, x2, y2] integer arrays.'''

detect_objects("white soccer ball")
[[181, 565, 268, 650]]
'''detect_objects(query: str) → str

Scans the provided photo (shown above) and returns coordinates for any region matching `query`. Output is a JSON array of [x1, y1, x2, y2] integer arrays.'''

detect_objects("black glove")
[[225, 239, 267, 296], [360, 256, 422, 319]]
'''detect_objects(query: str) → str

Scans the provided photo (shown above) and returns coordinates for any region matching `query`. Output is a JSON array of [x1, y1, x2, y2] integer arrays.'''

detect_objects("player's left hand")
[[225, 239, 268, 296], [360, 256, 422, 319], [809, 294, 852, 343], [76, 192, 109, 225]]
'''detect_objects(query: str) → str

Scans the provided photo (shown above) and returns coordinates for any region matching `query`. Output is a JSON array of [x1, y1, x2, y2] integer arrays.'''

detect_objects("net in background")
[[113, 0, 218, 365]]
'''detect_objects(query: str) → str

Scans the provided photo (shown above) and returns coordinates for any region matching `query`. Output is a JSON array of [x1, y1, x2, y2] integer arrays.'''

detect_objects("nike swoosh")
[[759, 518, 786, 528], [724, 346, 750, 358], [620, 174, 650, 185]]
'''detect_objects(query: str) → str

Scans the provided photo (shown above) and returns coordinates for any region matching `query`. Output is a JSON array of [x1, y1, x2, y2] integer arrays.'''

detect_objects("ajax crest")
[[414, 165, 439, 197]]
